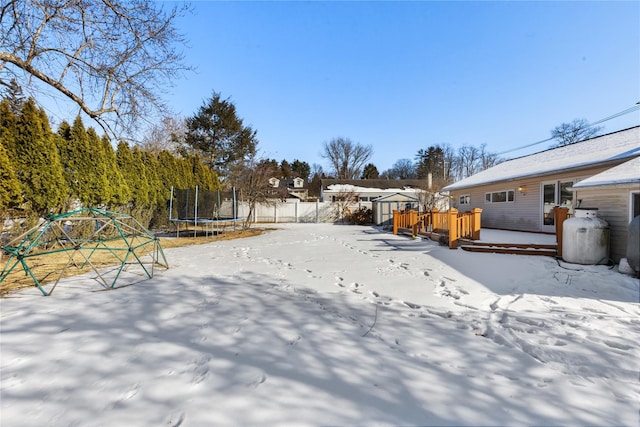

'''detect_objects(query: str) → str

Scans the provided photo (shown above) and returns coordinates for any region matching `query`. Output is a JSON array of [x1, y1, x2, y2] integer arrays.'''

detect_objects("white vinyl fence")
[[238, 200, 372, 224]]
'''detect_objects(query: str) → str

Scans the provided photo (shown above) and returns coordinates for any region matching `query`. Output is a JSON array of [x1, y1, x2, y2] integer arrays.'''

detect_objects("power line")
[[496, 103, 640, 156]]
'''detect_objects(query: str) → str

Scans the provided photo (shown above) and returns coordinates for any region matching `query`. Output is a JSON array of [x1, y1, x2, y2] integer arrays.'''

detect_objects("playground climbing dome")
[[0, 208, 168, 296]]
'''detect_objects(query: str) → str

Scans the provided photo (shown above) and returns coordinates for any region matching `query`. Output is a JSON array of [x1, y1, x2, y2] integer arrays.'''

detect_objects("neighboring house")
[[571, 156, 640, 262], [321, 179, 430, 202], [442, 126, 640, 243], [268, 177, 308, 200]]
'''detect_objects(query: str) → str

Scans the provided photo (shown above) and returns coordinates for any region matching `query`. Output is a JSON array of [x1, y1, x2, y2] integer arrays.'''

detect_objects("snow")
[[326, 183, 422, 194], [1, 223, 639, 427], [443, 126, 640, 191], [572, 156, 640, 189]]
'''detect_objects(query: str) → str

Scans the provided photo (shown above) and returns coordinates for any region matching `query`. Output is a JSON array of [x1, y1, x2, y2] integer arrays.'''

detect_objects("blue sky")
[[164, 1, 639, 173], [46, 1, 640, 173]]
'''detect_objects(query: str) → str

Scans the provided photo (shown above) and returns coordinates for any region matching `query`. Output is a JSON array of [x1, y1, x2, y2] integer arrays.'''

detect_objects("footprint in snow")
[[191, 356, 211, 384], [165, 410, 186, 427], [288, 335, 301, 346]]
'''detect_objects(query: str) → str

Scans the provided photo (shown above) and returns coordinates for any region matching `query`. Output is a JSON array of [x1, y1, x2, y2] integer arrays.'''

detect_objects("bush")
[[347, 206, 372, 225]]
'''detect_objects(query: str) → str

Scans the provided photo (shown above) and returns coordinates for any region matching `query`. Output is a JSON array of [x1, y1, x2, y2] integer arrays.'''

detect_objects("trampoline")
[[169, 186, 245, 237]]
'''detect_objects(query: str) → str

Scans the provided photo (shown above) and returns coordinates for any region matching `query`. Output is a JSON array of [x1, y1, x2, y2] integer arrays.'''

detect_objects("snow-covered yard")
[[1, 223, 638, 426]]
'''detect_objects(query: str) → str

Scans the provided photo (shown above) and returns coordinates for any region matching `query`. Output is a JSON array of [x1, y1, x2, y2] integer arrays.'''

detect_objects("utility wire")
[[497, 102, 640, 156]]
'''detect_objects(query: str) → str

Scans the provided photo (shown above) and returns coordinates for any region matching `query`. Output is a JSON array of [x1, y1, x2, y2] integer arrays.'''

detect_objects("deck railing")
[[553, 206, 570, 257], [393, 208, 482, 249]]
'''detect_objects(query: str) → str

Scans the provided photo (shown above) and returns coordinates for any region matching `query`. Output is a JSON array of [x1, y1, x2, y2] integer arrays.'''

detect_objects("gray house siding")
[[573, 187, 639, 262], [449, 166, 615, 232]]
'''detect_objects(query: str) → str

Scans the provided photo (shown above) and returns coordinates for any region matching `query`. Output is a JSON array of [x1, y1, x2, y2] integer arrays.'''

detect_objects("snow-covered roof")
[[572, 156, 640, 189], [325, 184, 421, 193], [372, 192, 420, 202], [443, 126, 640, 191]]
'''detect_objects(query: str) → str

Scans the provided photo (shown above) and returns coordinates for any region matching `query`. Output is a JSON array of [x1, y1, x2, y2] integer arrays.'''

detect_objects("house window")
[[459, 195, 470, 205], [484, 190, 515, 203], [332, 195, 358, 202], [268, 178, 279, 188], [631, 191, 640, 220], [293, 178, 304, 188]]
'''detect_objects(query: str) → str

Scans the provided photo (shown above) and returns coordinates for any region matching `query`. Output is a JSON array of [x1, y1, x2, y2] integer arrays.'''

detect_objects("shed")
[[372, 193, 420, 228]]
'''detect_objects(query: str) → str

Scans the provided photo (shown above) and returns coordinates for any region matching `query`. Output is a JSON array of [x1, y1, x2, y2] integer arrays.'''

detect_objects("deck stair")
[[459, 240, 557, 257]]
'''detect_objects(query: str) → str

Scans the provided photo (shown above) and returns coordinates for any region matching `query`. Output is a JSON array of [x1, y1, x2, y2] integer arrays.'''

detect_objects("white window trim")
[[484, 189, 515, 204], [630, 190, 640, 221], [459, 194, 470, 205]]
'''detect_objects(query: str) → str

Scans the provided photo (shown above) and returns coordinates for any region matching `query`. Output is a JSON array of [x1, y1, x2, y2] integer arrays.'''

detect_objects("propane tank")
[[562, 208, 610, 265]]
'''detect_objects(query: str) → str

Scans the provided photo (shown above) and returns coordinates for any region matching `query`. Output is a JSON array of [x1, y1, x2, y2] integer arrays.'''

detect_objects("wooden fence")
[[393, 208, 482, 249]]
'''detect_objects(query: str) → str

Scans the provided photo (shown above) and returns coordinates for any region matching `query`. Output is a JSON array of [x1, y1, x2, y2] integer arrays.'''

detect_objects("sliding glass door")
[[541, 180, 574, 231]]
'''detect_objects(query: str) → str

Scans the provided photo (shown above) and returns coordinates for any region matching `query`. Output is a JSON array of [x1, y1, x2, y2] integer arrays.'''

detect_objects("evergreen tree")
[[415, 146, 445, 179], [0, 138, 21, 211], [101, 135, 131, 206], [14, 99, 66, 214], [176, 155, 196, 189], [117, 141, 151, 206], [280, 160, 292, 178], [86, 127, 111, 205], [291, 159, 311, 181], [361, 163, 379, 179], [1, 78, 26, 114], [0, 100, 21, 210], [140, 149, 164, 206], [0, 99, 18, 165], [56, 118, 88, 205], [158, 150, 183, 192], [191, 154, 220, 191], [184, 92, 258, 177]]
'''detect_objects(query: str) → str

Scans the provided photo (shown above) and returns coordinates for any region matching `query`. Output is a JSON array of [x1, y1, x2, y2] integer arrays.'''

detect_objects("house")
[[321, 179, 437, 203], [442, 126, 640, 262], [268, 177, 308, 200], [571, 156, 640, 261]]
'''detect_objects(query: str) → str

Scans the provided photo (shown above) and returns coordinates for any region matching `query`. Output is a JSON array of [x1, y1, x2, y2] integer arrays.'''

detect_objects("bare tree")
[[457, 145, 480, 179], [0, 0, 191, 138], [330, 186, 360, 223], [551, 119, 603, 147], [321, 137, 373, 179], [228, 155, 279, 229], [384, 158, 417, 179], [441, 143, 456, 181], [478, 143, 501, 171], [139, 115, 187, 155]]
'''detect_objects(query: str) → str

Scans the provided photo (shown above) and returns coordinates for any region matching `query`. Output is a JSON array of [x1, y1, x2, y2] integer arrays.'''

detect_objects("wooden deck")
[[458, 240, 558, 257], [394, 209, 559, 257]]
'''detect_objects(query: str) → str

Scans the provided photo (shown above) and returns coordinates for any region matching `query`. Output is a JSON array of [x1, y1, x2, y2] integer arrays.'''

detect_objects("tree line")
[[1, 0, 607, 220], [0, 96, 219, 230], [380, 143, 501, 184]]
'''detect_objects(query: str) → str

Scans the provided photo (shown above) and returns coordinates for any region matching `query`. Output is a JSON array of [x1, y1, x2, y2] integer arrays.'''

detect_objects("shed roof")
[[372, 193, 420, 202], [442, 126, 640, 191], [572, 156, 640, 189]]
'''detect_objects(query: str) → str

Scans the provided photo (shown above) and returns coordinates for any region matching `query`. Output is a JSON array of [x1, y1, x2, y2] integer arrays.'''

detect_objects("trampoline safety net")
[[171, 188, 241, 221]]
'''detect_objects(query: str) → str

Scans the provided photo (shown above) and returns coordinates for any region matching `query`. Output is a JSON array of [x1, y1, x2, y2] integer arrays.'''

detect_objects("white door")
[[541, 180, 574, 232]]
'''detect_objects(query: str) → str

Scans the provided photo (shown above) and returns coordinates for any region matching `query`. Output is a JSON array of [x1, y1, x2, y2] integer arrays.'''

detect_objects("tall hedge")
[[13, 99, 66, 214]]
